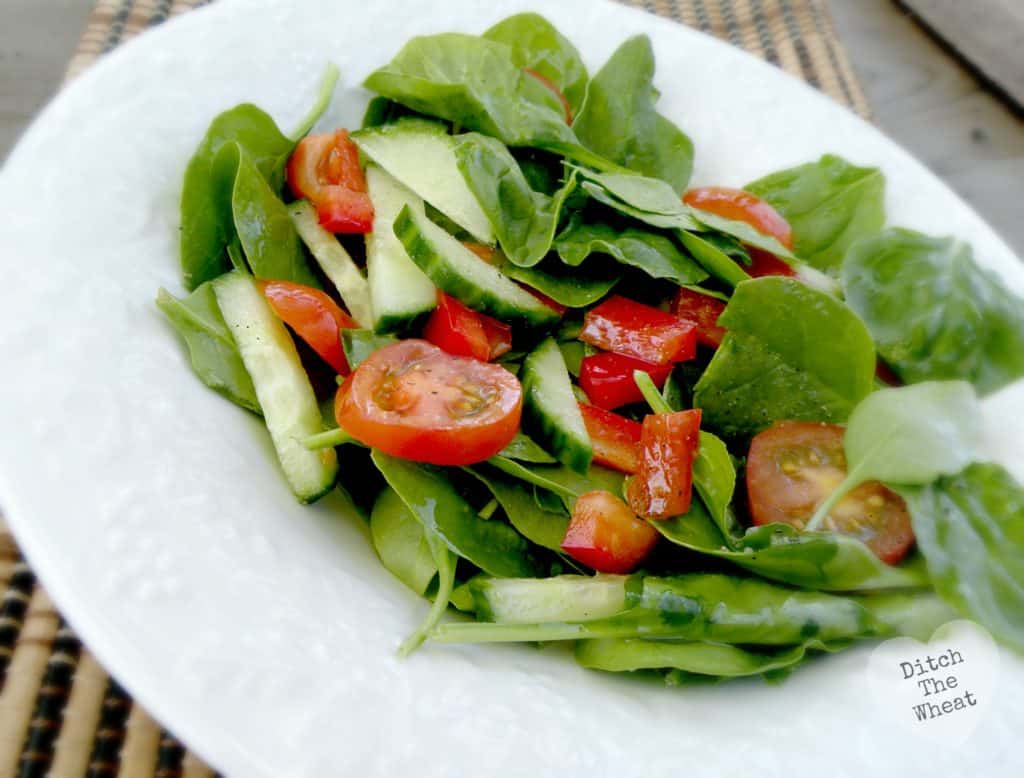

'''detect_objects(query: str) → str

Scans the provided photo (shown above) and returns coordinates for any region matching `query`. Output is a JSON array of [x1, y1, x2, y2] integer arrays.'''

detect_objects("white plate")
[[1, 1, 1022, 775]]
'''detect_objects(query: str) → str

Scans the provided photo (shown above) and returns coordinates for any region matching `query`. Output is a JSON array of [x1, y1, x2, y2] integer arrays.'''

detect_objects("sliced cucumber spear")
[[288, 200, 374, 328], [392, 205, 560, 329], [353, 118, 495, 245], [364, 165, 437, 334], [520, 337, 593, 473], [213, 271, 338, 503]]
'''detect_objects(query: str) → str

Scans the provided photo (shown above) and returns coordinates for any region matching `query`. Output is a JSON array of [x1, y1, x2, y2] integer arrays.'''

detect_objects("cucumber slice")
[[213, 271, 338, 502], [520, 337, 593, 473], [364, 165, 437, 333], [353, 119, 495, 245], [392, 205, 559, 329], [288, 200, 373, 328], [466, 575, 628, 624]]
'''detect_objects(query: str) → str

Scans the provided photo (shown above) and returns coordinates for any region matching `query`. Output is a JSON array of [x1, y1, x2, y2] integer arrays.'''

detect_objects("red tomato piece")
[[335, 340, 522, 465], [683, 186, 794, 250], [626, 409, 702, 520], [561, 490, 659, 574], [671, 287, 728, 348], [578, 353, 673, 410], [579, 403, 642, 474], [746, 248, 797, 278], [746, 421, 915, 564], [479, 315, 513, 360], [286, 129, 374, 234], [258, 279, 356, 375], [580, 295, 697, 365], [423, 292, 512, 362], [522, 68, 573, 125]]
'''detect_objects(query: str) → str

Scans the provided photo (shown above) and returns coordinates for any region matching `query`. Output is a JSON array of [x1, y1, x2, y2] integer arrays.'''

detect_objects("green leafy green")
[[363, 33, 577, 150], [692, 432, 739, 539], [453, 133, 576, 267], [469, 467, 568, 551], [805, 381, 981, 530], [486, 456, 625, 510], [498, 433, 558, 464], [842, 228, 1024, 395], [572, 35, 693, 192], [156, 284, 260, 413], [746, 154, 885, 273], [371, 451, 538, 577], [693, 277, 876, 437], [553, 219, 707, 286], [341, 330, 399, 370], [501, 254, 620, 307], [483, 13, 588, 115], [898, 463, 1024, 654], [370, 486, 437, 596]]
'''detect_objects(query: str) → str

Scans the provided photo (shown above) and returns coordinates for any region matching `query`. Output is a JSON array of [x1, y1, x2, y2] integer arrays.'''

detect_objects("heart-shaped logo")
[[867, 620, 1000, 747]]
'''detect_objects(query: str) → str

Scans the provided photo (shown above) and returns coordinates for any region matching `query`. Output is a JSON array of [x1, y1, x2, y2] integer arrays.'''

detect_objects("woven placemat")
[[0, 1, 871, 775]]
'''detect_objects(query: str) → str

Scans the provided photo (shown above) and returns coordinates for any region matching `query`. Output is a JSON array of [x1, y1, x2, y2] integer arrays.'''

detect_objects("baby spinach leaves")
[[572, 35, 693, 192], [156, 283, 260, 413], [501, 255, 620, 307], [899, 463, 1024, 654], [482, 13, 588, 116], [804, 381, 980, 531], [842, 228, 1024, 395], [694, 277, 876, 437], [370, 486, 438, 596], [746, 154, 885, 273]]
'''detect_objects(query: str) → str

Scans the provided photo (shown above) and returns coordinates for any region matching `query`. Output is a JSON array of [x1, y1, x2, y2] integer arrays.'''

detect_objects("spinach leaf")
[[341, 330, 399, 370], [693, 277, 876, 437], [230, 147, 320, 287], [483, 13, 588, 116], [501, 254, 620, 307], [178, 70, 337, 290], [372, 451, 538, 577], [572, 35, 693, 192], [486, 456, 625, 510], [677, 231, 752, 287], [692, 432, 739, 539], [370, 486, 437, 596], [453, 133, 576, 267], [575, 637, 835, 679], [686, 207, 796, 260], [842, 228, 1024, 395], [363, 33, 576, 150], [898, 463, 1024, 653], [469, 467, 568, 551], [553, 219, 707, 286], [572, 167, 698, 225], [805, 381, 981, 531], [156, 284, 260, 413], [746, 154, 885, 273], [653, 500, 931, 590], [498, 433, 558, 464]]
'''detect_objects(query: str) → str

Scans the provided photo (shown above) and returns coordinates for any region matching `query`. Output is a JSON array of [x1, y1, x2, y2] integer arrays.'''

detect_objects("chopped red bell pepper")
[[423, 292, 511, 362], [671, 287, 728, 348], [578, 403, 642, 474], [626, 409, 702, 520], [286, 129, 374, 234], [580, 295, 697, 365], [561, 490, 659, 574], [579, 353, 673, 410], [746, 248, 796, 278]]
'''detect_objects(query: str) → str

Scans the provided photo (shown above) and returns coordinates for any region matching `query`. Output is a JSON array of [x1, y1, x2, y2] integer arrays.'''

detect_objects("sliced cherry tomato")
[[561, 490, 659, 574], [579, 403, 642, 474], [258, 279, 356, 375], [463, 241, 568, 315], [286, 129, 374, 234], [335, 340, 522, 465], [671, 288, 727, 348], [578, 353, 673, 410], [522, 68, 573, 125], [423, 292, 511, 362], [580, 295, 697, 365], [746, 421, 915, 564], [626, 409, 702, 520], [683, 186, 794, 250]]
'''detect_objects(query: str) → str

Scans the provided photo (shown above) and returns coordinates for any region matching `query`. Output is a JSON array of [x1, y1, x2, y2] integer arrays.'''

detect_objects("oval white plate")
[[1, 1, 1022, 775]]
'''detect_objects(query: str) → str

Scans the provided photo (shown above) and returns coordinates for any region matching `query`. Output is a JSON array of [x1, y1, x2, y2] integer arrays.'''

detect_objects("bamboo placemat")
[[0, 1, 871, 775]]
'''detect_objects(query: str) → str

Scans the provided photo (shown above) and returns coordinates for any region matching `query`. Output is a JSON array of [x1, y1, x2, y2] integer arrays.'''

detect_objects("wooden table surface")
[[2, 0, 1023, 257]]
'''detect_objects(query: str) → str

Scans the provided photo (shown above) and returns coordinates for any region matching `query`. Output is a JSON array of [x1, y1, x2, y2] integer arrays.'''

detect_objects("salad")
[[158, 13, 1024, 682]]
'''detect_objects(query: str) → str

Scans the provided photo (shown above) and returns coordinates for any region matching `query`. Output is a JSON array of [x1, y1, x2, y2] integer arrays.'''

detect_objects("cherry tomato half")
[[626, 409, 702, 520], [286, 129, 374, 234], [334, 340, 522, 465], [579, 403, 642, 474], [258, 279, 356, 375], [561, 490, 659, 574], [746, 421, 915, 564]]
